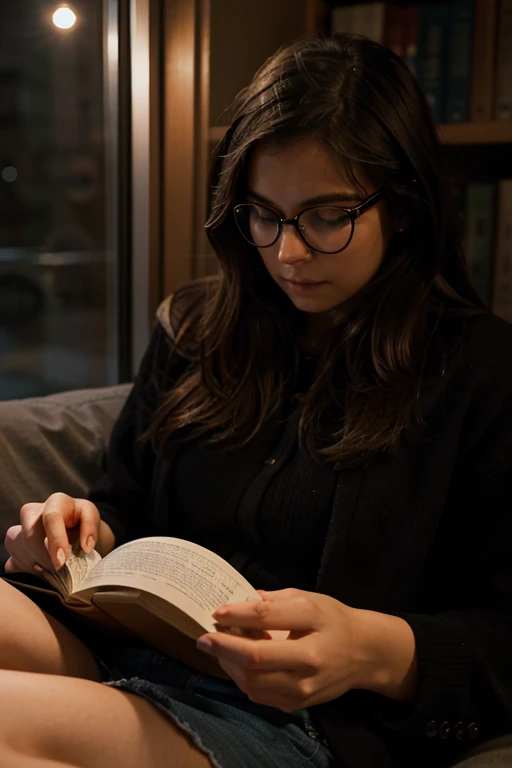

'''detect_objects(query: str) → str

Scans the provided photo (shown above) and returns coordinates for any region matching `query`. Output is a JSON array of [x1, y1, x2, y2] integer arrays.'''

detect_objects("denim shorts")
[[93, 643, 337, 768]]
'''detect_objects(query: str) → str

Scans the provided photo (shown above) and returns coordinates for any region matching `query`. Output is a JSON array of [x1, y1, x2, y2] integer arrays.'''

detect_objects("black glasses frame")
[[233, 189, 386, 254]]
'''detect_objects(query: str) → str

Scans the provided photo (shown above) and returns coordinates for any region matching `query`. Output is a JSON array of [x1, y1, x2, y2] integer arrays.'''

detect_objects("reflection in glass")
[[0, 0, 119, 398]]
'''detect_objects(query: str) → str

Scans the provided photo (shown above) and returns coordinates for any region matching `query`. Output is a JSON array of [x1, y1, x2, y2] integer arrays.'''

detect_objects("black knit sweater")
[[89, 301, 512, 768]]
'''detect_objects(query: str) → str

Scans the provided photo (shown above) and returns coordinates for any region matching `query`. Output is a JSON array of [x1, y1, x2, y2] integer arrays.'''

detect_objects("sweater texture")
[[89, 295, 512, 768]]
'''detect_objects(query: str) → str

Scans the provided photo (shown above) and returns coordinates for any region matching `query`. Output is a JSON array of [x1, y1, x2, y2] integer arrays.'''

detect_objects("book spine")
[[366, 3, 386, 45], [403, 5, 421, 77], [331, 5, 354, 35], [347, 3, 386, 43], [495, 0, 512, 120], [492, 180, 512, 322], [384, 3, 406, 57], [351, 4, 367, 36], [464, 183, 496, 306], [444, 0, 476, 123], [470, 0, 499, 121], [416, 3, 450, 123]]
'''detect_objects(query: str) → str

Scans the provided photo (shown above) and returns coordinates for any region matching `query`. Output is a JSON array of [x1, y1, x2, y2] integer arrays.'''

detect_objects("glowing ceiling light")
[[52, 6, 77, 30]]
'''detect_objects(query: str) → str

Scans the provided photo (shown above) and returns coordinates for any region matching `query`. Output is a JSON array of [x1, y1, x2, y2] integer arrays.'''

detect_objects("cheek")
[[330, 226, 387, 288], [258, 247, 278, 274]]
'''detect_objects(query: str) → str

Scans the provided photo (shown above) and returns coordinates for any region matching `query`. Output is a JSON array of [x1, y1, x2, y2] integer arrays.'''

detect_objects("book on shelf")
[[331, 2, 385, 43], [470, 0, 499, 121], [464, 183, 496, 306], [5, 537, 287, 679], [403, 4, 420, 77], [383, 2, 404, 57], [444, 0, 476, 123], [331, 4, 354, 36], [491, 179, 512, 322], [331, 0, 512, 127], [383, 3, 420, 76], [495, 0, 512, 120], [414, 3, 451, 123]]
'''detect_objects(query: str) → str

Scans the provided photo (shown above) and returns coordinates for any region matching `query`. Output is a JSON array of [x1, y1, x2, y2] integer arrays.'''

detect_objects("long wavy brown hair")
[[145, 33, 485, 469]]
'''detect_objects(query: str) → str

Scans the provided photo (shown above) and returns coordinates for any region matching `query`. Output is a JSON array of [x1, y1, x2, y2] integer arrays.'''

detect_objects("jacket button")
[[425, 721, 438, 738], [454, 721, 465, 740], [467, 723, 479, 740], [439, 721, 451, 739]]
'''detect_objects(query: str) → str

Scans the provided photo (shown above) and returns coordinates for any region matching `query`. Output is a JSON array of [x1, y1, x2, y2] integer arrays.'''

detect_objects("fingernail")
[[56, 548, 67, 567], [196, 637, 213, 653], [86, 536, 95, 553], [213, 606, 229, 616], [33, 564, 43, 573]]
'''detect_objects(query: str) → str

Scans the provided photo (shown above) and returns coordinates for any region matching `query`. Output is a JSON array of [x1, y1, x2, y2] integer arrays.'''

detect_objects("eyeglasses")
[[233, 189, 385, 255]]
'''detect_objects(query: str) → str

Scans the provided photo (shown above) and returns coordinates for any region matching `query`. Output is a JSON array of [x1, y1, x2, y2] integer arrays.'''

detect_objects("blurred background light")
[[52, 6, 77, 30]]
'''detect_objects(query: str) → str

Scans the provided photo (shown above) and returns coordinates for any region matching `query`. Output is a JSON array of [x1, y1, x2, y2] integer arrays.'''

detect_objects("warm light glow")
[[52, 6, 77, 29]]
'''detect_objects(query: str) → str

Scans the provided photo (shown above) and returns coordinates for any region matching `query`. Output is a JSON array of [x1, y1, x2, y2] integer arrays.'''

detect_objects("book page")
[[74, 537, 261, 632], [39, 540, 101, 597], [66, 545, 102, 591]]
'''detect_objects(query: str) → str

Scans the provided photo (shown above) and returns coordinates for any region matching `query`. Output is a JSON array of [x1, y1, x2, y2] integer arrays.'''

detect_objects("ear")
[[394, 213, 412, 234]]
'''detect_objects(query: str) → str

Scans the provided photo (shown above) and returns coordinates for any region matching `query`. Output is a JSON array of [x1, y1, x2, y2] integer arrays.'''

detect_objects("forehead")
[[246, 137, 366, 203]]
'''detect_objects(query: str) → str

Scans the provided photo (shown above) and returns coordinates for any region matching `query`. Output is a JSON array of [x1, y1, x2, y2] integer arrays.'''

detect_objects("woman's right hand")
[[4, 492, 100, 575]]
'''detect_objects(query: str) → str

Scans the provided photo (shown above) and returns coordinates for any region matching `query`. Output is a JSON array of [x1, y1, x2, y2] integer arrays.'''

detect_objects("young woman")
[[2, 32, 512, 768]]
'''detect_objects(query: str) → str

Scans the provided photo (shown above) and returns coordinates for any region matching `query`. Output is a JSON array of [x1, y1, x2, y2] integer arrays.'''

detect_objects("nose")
[[276, 224, 312, 265]]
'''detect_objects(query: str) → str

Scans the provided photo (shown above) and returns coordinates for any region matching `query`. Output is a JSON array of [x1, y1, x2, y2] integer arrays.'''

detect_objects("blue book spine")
[[444, 0, 476, 122], [464, 183, 496, 306], [416, 3, 451, 123]]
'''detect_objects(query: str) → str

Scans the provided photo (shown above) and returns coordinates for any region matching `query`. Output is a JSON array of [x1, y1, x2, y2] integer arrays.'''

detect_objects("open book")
[[25, 537, 287, 678]]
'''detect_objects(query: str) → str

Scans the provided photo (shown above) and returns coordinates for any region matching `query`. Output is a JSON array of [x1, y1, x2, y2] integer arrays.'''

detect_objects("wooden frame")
[[438, 121, 512, 146], [148, 0, 163, 319], [161, 0, 210, 296]]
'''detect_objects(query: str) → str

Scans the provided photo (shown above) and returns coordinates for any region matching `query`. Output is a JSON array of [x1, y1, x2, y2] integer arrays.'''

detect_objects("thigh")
[[0, 576, 101, 680], [0, 669, 213, 768]]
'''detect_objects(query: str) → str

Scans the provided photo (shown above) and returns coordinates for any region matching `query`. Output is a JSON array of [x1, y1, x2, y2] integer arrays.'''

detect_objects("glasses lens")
[[299, 207, 352, 253], [234, 204, 279, 247]]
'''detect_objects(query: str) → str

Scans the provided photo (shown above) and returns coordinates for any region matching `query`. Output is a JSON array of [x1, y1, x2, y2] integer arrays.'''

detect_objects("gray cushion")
[[0, 384, 131, 564], [450, 734, 512, 766]]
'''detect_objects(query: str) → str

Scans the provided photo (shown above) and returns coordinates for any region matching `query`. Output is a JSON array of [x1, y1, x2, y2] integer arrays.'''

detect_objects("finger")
[[19, 502, 60, 571], [4, 523, 22, 550], [253, 588, 305, 602], [74, 499, 100, 553], [4, 556, 22, 573], [197, 631, 313, 673], [212, 596, 318, 632], [4, 524, 52, 573], [4, 555, 38, 574], [40, 494, 78, 569]]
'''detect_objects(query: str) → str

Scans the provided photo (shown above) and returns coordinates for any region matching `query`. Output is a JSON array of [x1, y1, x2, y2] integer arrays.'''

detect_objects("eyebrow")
[[246, 188, 363, 208]]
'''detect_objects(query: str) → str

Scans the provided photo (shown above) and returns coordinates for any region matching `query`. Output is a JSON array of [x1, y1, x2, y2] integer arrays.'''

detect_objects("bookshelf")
[[211, 122, 512, 147], [308, 0, 512, 321], [187, 0, 512, 312], [438, 121, 512, 145]]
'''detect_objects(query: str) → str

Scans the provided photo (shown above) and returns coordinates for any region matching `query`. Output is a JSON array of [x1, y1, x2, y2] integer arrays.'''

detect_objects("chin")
[[287, 294, 344, 313]]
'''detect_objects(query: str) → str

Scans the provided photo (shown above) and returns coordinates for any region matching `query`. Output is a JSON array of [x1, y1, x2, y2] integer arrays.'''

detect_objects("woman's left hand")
[[196, 588, 373, 712]]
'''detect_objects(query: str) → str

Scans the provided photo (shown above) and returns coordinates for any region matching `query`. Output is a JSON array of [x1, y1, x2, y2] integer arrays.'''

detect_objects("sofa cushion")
[[0, 384, 131, 565]]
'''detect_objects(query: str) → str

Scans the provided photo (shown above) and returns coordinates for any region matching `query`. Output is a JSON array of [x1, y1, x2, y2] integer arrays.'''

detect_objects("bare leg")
[[0, 669, 213, 768], [0, 577, 101, 680]]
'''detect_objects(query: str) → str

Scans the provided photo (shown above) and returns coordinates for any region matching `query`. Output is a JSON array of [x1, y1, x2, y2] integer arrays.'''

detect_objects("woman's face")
[[246, 138, 395, 317]]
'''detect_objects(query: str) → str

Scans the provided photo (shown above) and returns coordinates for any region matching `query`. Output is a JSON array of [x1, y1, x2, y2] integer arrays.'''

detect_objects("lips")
[[284, 278, 328, 293]]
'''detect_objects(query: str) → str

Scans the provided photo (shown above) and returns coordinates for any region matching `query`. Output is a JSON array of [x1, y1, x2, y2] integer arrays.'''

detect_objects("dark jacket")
[[89, 297, 512, 768]]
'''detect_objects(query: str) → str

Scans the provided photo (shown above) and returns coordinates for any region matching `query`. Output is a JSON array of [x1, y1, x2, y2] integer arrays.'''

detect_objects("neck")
[[300, 312, 334, 353]]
